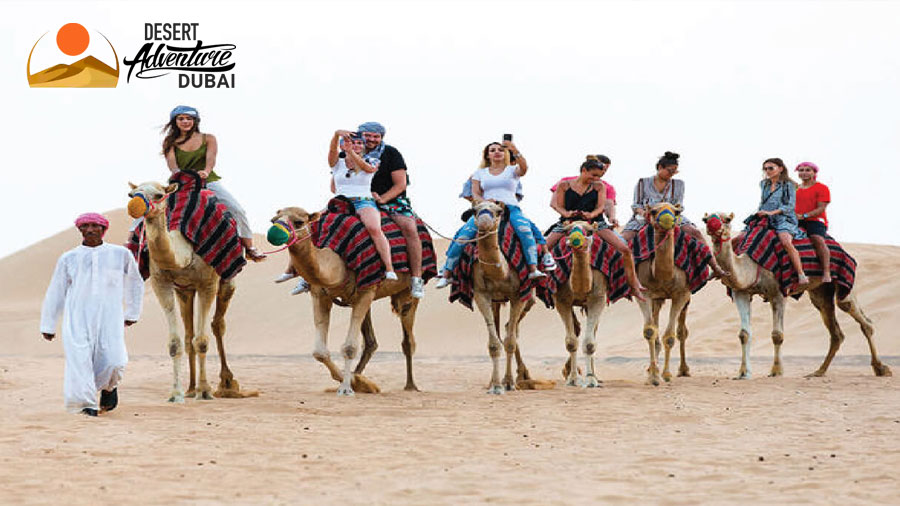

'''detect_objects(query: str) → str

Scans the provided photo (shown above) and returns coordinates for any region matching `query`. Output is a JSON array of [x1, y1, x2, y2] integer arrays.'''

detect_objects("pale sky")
[[2, 0, 899, 261]]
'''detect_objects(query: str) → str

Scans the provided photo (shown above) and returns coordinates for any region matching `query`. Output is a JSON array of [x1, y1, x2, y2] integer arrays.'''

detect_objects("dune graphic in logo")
[[27, 23, 119, 88]]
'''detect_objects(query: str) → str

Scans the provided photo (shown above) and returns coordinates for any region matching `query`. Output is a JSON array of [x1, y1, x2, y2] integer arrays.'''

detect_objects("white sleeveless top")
[[332, 158, 374, 198]]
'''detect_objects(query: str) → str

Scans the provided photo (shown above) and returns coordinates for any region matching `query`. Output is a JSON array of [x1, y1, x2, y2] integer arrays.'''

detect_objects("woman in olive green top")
[[163, 105, 266, 262]]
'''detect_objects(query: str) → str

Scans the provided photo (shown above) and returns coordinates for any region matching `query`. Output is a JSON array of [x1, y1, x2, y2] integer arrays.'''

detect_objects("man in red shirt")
[[795, 161, 832, 282]]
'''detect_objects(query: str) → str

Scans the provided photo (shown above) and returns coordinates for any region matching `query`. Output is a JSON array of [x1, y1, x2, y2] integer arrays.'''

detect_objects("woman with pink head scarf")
[[795, 161, 832, 282]]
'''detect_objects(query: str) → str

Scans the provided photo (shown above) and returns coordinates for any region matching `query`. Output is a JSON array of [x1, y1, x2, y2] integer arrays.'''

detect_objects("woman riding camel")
[[738, 157, 809, 285], [435, 140, 548, 288], [276, 130, 398, 291], [622, 151, 727, 278], [545, 158, 646, 299], [163, 105, 266, 262]]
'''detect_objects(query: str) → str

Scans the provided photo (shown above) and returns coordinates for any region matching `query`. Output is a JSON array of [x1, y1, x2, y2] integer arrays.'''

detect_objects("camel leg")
[[503, 298, 526, 391], [311, 293, 342, 383], [677, 299, 691, 377], [192, 283, 217, 400], [151, 279, 184, 402], [555, 299, 580, 387], [514, 300, 535, 382], [639, 299, 661, 386], [337, 291, 376, 396], [353, 310, 378, 375], [837, 294, 892, 377], [807, 284, 843, 377], [662, 294, 690, 382], [210, 280, 254, 398], [175, 289, 196, 397], [398, 298, 420, 391], [582, 294, 607, 388], [769, 293, 785, 377], [475, 292, 504, 394], [733, 291, 753, 379]]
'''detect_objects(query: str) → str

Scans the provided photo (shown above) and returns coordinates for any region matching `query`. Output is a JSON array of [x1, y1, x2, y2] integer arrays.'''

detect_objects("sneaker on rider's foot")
[[291, 278, 310, 295], [435, 276, 451, 289], [385, 271, 399, 281], [274, 272, 296, 283], [527, 270, 547, 280], [541, 252, 558, 271], [410, 276, 425, 298]]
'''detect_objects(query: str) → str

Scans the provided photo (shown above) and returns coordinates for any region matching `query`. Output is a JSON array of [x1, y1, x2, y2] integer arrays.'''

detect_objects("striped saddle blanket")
[[630, 225, 712, 294]]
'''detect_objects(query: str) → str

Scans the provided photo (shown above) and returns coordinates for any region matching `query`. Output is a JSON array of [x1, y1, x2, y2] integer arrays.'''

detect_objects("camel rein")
[[415, 212, 500, 244]]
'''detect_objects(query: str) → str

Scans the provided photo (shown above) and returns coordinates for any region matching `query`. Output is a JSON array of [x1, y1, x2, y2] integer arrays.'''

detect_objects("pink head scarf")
[[74, 212, 110, 229], [795, 162, 819, 173]]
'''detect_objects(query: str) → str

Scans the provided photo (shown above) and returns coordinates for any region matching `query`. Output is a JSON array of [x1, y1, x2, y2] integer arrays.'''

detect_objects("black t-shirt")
[[370, 144, 408, 199]]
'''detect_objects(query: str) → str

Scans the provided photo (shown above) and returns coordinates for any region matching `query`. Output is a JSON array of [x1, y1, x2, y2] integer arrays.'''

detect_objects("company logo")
[[123, 23, 236, 89], [27, 23, 119, 88]]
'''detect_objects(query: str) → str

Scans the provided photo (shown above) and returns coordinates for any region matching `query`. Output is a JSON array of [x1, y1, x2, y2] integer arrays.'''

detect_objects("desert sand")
[[1, 210, 898, 504]]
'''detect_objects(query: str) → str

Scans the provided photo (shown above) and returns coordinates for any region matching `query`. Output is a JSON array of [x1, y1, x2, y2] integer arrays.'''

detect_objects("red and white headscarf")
[[74, 212, 109, 229]]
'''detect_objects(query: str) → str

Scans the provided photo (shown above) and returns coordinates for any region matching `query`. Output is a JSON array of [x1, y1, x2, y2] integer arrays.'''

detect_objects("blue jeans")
[[442, 205, 542, 273]]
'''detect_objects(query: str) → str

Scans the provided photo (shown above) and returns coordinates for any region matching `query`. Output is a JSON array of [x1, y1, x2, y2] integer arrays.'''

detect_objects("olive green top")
[[174, 135, 221, 183]]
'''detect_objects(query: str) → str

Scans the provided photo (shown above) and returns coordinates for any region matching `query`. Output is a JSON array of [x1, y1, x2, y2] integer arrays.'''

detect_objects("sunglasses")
[[763, 166, 779, 171]]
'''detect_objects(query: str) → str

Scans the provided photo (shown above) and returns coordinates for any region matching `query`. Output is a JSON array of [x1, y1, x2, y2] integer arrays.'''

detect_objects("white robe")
[[40, 243, 144, 413]]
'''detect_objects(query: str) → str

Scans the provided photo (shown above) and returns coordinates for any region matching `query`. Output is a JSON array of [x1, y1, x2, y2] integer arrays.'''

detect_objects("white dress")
[[40, 243, 144, 413]]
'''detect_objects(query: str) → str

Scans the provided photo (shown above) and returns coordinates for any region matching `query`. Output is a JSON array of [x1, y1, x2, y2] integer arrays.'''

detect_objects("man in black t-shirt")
[[358, 121, 424, 299]]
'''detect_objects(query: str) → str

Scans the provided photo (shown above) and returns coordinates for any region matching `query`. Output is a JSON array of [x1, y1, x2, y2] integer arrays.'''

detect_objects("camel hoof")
[[874, 364, 893, 377], [662, 372, 673, 383], [403, 383, 420, 392], [733, 373, 751, 380], [185, 388, 196, 397], [768, 370, 783, 378], [804, 370, 826, 378], [678, 368, 691, 378], [168, 392, 185, 403], [486, 385, 505, 395], [197, 390, 213, 400], [351, 374, 381, 394], [215, 378, 260, 398], [648, 377, 660, 386], [582, 376, 601, 388], [517, 379, 556, 390], [336, 385, 355, 397], [565, 377, 580, 387]]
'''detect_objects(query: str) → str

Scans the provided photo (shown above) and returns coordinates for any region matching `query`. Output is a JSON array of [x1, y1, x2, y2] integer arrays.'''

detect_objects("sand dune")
[[1, 209, 898, 504]]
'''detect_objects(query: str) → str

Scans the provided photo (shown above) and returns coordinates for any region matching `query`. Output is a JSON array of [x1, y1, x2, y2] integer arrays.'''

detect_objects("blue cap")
[[170, 105, 199, 120]]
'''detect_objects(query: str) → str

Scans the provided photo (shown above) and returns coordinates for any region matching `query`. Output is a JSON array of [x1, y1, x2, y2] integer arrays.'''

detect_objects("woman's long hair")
[[763, 157, 798, 186], [479, 142, 511, 168], [161, 116, 201, 155]]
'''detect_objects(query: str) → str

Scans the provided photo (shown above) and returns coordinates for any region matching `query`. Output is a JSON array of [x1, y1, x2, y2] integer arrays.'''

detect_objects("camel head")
[[563, 220, 596, 251], [127, 181, 177, 219], [269, 207, 320, 243], [472, 200, 506, 233], [702, 212, 735, 243], [645, 202, 682, 232]]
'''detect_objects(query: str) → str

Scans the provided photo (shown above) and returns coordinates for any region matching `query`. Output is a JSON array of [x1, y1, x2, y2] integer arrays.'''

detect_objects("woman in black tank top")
[[547, 158, 646, 299]]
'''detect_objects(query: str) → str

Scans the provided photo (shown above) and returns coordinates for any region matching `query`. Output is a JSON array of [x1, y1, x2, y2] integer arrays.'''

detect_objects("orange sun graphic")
[[56, 23, 90, 56]]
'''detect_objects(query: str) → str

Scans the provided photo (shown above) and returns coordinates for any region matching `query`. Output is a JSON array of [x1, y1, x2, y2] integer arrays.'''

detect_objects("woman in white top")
[[277, 131, 397, 291], [435, 140, 547, 288]]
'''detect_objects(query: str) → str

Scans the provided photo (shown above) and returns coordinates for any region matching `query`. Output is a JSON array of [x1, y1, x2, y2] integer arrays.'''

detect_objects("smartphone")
[[502, 133, 513, 142]]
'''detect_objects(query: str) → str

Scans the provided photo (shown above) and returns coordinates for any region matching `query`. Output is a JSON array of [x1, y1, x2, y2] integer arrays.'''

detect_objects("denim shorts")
[[349, 197, 378, 212], [799, 219, 827, 237]]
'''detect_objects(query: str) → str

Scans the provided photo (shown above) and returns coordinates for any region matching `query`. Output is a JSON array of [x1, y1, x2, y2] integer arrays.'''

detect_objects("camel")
[[552, 221, 609, 388], [702, 212, 892, 379], [271, 207, 420, 396], [127, 181, 256, 402], [465, 201, 553, 394], [635, 203, 697, 386]]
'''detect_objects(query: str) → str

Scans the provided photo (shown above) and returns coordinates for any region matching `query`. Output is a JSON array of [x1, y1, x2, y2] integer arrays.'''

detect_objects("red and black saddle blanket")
[[535, 236, 632, 308], [308, 198, 438, 291], [448, 219, 541, 310], [629, 225, 712, 294], [126, 171, 246, 281], [736, 216, 856, 299]]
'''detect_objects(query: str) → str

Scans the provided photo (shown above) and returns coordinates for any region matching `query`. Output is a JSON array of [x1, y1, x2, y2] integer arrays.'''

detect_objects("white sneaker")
[[435, 276, 451, 289], [385, 271, 399, 281], [410, 276, 425, 299], [542, 252, 558, 271], [291, 278, 310, 295], [527, 270, 547, 280], [274, 272, 296, 283]]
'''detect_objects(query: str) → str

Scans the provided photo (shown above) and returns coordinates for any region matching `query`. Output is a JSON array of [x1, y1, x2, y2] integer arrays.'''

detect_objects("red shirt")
[[795, 181, 830, 227]]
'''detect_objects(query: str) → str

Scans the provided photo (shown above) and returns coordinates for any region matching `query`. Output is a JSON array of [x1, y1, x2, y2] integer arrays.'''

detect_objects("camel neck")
[[570, 246, 592, 297], [653, 228, 675, 281], [288, 236, 347, 288], [477, 230, 508, 280], [143, 212, 181, 270]]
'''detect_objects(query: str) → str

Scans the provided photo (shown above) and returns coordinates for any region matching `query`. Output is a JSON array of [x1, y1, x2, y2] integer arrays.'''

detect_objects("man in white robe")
[[40, 213, 144, 416]]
